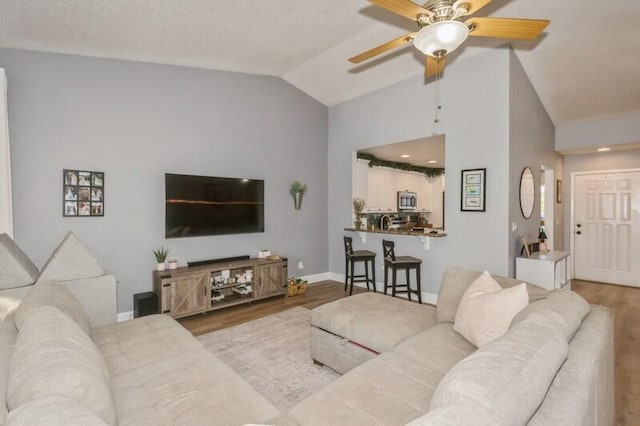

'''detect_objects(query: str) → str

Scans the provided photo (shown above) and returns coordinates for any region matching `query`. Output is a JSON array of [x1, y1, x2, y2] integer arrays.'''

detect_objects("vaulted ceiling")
[[1, 0, 639, 125]]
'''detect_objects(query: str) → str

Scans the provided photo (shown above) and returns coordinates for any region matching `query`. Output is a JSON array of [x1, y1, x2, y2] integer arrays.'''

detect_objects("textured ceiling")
[[0, 0, 639, 125]]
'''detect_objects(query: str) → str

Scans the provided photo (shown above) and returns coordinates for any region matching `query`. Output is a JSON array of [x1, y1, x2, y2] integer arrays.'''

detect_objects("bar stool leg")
[[371, 259, 377, 293], [384, 263, 389, 295], [344, 255, 349, 291], [364, 260, 370, 291], [406, 268, 412, 302], [416, 266, 422, 304], [349, 259, 355, 296], [392, 268, 397, 297]]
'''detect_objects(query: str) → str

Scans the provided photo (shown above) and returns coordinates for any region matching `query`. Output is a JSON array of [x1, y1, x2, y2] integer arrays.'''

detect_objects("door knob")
[[576, 231, 582, 235], [576, 224, 582, 228]]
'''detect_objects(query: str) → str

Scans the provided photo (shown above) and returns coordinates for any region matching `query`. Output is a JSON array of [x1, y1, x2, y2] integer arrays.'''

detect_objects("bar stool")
[[382, 239, 422, 303], [344, 236, 376, 296]]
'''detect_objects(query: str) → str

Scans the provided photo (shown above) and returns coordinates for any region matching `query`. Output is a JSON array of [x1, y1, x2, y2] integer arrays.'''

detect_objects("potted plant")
[[153, 247, 169, 271], [290, 181, 307, 210], [353, 198, 366, 230]]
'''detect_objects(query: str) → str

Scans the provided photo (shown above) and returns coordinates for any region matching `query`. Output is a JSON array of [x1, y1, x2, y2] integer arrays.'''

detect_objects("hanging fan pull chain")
[[434, 56, 441, 123]]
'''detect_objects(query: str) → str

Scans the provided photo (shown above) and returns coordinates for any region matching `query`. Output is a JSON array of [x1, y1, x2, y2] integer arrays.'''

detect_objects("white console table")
[[516, 251, 571, 291]]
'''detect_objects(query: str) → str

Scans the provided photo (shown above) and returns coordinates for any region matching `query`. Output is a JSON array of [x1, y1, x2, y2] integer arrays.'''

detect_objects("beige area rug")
[[196, 306, 339, 412]]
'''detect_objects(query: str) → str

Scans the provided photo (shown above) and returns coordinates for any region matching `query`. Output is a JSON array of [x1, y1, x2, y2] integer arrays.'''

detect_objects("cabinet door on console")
[[161, 272, 210, 318], [255, 263, 285, 298]]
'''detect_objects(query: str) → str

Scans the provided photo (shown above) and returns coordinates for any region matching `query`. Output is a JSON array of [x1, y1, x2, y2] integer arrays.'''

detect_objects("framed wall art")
[[63, 169, 104, 217], [461, 168, 486, 212]]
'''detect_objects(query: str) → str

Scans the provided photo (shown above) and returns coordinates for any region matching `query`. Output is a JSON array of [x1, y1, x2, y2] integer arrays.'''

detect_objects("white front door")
[[573, 170, 640, 286]]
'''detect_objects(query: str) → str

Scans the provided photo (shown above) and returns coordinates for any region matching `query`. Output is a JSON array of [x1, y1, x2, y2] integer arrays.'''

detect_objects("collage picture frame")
[[460, 168, 486, 212], [63, 169, 104, 217]]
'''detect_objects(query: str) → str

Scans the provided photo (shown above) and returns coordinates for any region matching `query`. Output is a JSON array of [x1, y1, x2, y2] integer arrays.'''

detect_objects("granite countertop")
[[344, 227, 447, 237]]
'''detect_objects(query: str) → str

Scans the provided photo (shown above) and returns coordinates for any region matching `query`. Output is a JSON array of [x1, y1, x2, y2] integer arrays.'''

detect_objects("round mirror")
[[520, 167, 535, 219]]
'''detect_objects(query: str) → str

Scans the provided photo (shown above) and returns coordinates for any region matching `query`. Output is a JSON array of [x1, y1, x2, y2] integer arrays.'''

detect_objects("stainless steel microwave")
[[397, 191, 417, 210]]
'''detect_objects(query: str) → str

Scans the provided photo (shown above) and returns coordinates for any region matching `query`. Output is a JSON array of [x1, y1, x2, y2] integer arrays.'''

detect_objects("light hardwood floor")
[[179, 279, 639, 425], [572, 279, 640, 426]]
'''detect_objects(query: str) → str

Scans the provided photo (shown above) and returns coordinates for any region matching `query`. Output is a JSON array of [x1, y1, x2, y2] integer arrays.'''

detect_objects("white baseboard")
[[299, 272, 333, 283], [329, 273, 438, 305], [117, 311, 133, 322]]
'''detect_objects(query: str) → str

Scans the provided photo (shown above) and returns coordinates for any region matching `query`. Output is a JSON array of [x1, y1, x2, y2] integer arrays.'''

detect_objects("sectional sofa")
[[0, 232, 614, 425]]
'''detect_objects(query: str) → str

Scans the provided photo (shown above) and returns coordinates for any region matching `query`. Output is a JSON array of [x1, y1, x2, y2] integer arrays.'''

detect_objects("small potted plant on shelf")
[[153, 247, 169, 271], [290, 181, 307, 210], [353, 198, 366, 230]]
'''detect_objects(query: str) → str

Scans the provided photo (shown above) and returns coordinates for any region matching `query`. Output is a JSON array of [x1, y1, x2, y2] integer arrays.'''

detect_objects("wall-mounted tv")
[[165, 173, 264, 238]]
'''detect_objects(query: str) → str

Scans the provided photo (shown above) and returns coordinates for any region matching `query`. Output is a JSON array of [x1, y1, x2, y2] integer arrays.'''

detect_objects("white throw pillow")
[[453, 270, 528, 348]]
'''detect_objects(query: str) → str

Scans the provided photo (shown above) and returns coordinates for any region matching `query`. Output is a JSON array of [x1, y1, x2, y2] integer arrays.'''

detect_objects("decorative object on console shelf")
[[287, 277, 308, 297], [290, 181, 307, 210], [63, 169, 104, 217], [258, 250, 271, 258], [168, 259, 178, 270], [538, 227, 548, 252], [353, 197, 366, 230], [153, 247, 169, 271], [461, 168, 486, 212]]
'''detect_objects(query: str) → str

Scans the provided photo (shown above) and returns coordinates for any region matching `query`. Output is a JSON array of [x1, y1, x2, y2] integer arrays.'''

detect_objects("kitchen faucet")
[[380, 215, 391, 231]]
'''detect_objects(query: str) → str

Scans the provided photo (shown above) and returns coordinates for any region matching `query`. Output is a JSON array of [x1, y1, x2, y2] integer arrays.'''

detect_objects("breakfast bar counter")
[[344, 227, 446, 250]]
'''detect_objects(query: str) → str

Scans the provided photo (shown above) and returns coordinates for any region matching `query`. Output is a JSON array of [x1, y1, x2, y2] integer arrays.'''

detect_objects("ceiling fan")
[[349, 0, 549, 77]]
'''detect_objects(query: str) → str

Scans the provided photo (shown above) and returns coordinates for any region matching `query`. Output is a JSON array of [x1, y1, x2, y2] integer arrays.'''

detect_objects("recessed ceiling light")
[[400, 154, 411, 158], [427, 160, 437, 164], [597, 147, 611, 152]]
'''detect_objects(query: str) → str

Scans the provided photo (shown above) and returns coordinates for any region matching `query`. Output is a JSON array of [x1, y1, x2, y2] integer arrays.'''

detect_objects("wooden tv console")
[[153, 257, 287, 319]]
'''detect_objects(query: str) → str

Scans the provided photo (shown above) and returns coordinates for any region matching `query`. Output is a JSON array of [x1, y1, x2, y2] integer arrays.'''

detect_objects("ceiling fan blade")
[[368, 0, 433, 21], [453, 0, 493, 16], [425, 55, 446, 77], [349, 33, 416, 64], [466, 17, 550, 40]]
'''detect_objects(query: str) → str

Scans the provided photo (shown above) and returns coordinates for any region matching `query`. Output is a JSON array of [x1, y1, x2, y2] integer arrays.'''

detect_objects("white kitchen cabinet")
[[353, 159, 369, 201], [379, 168, 398, 212], [366, 167, 382, 211]]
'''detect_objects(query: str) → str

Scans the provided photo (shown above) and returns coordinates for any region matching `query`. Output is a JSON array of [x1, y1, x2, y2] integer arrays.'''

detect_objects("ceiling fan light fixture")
[[413, 21, 469, 57]]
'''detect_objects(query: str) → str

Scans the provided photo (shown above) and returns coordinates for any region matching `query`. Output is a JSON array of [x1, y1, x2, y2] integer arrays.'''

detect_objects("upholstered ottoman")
[[310, 292, 436, 373]]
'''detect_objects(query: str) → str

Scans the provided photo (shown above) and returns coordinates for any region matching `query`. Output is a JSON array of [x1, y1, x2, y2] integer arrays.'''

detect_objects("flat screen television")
[[165, 173, 264, 238]]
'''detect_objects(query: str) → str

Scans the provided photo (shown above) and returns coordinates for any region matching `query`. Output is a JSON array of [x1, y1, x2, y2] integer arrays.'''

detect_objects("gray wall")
[[556, 111, 640, 151], [563, 150, 640, 249], [328, 47, 512, 295], [508, 50, 562, 275], [1, 48, 329, 312]]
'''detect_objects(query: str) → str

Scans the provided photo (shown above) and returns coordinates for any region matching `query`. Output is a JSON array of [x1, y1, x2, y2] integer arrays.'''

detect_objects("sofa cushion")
[[6, 395, 108, 426], [528, 306, 614, 426], [393, 323, 476, 375], [430, 311, 568, 425], [110, 346, 281, 426], [405, 397, 504, 426], [91, 314, 204, 376], [453, 271, 528, 348], [511, 289, 590, 340], [14, 280, 91, 335], [289, 351, 445, 426], [436, 267, 548, 324], [7, 307, 116, 425], [0, 234, 38, 290], [311, 292, 436, 353], [38, 231, 104, 282], [96, 314, 280, 426]]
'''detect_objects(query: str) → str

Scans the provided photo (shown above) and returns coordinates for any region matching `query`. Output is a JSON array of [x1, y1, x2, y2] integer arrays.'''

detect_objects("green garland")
[[357, 152, 444, 178]]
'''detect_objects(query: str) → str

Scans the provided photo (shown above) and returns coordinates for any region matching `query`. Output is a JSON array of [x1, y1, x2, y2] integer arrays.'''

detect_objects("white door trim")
[[570, 168, 640, 279]]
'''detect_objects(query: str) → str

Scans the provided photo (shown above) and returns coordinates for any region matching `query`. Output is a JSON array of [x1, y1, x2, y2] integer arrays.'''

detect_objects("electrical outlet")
[[298, 261, 304, 270]]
